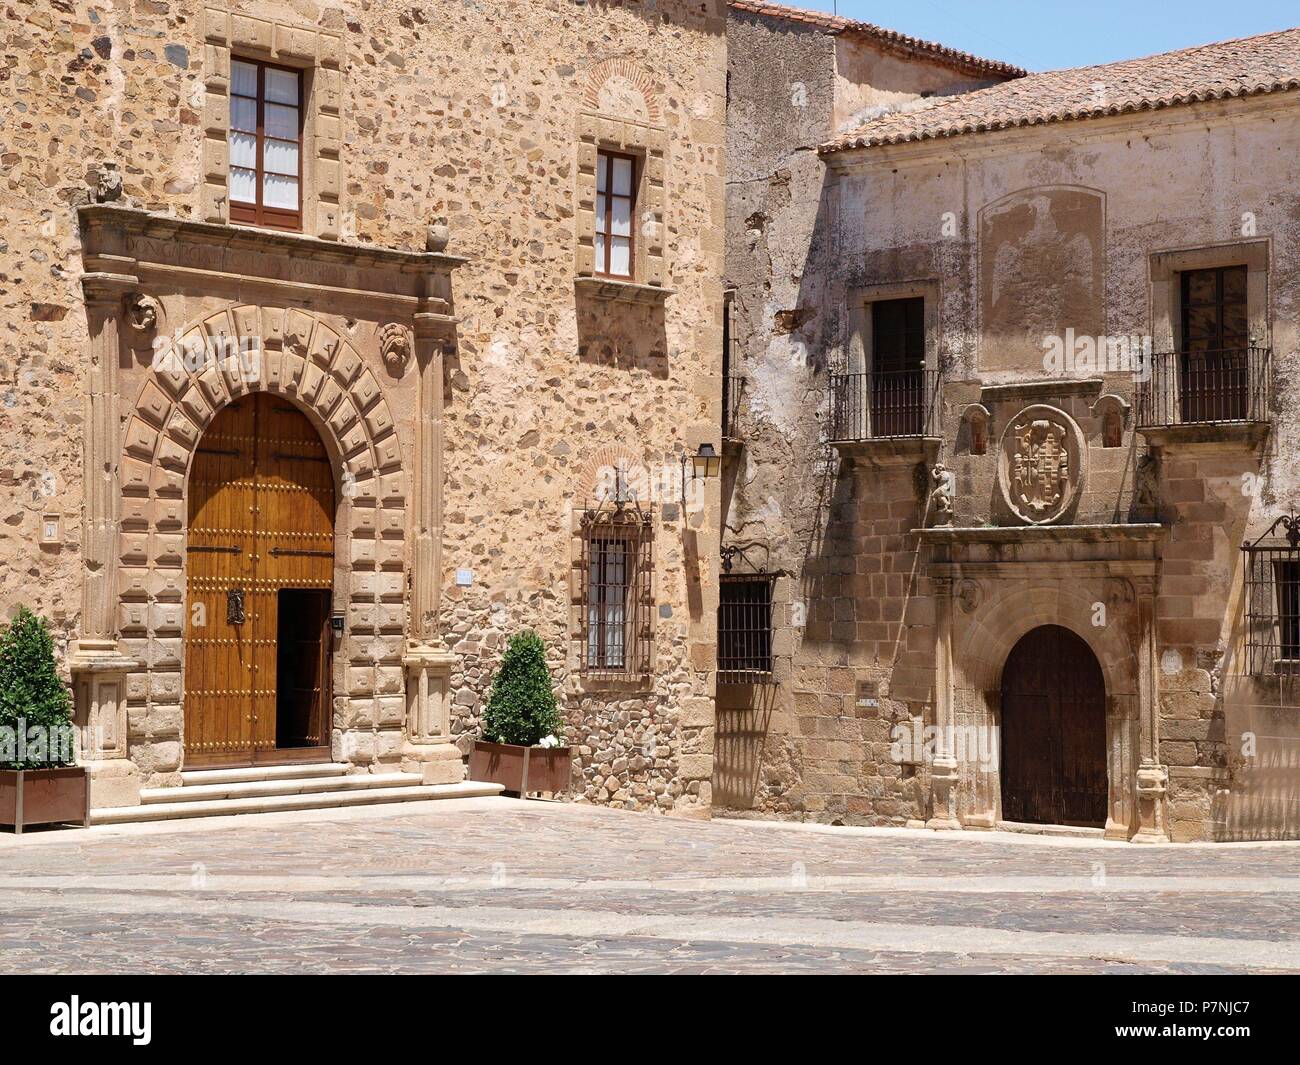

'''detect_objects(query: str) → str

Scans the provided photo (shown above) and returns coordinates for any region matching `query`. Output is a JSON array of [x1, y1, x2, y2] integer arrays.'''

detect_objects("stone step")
[[997, 819, 1106, 839], [90, 780, 505, 825], [143, 771, 426, 804], [179, 763, 350, 787]]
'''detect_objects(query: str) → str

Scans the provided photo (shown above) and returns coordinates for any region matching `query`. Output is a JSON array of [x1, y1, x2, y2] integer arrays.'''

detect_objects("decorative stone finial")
[[425, 218, 450, 253]]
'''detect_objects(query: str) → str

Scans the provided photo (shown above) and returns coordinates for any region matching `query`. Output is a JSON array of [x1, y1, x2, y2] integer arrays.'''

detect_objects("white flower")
[[537, 734, 559, 749]]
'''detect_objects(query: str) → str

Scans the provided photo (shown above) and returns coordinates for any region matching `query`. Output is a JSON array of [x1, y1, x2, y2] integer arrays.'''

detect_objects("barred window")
[[718, 574, 775, 683], [1243, 515, 1300, 674], [579, 506, 653, 679]]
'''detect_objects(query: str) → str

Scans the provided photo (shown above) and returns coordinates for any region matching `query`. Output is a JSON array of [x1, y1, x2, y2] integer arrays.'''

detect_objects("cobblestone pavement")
[[1, 798, 1297, 974]]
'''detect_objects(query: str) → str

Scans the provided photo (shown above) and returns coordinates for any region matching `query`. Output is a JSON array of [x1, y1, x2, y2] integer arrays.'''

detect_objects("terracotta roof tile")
[[728, 0, 1026, 80], [823, 27, 1300, 154]]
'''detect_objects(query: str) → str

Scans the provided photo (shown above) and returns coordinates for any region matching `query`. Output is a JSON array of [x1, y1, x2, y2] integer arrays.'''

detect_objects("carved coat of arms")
[[998, 405, 1085, 525], [1011, 418, 1069, 516]]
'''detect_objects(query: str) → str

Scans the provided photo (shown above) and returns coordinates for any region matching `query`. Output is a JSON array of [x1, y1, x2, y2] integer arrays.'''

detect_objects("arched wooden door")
[[183, 393, 335, 768], [1000, 625, 1108, 827]]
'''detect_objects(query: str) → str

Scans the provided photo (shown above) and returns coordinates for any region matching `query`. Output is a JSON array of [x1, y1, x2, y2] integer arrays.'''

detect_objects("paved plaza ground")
[[1, 798, 1297, 974]]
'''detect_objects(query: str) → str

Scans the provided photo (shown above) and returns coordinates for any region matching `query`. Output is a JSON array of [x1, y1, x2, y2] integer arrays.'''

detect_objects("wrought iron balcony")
[[1135, 347, 1271, 429], [829, 367, 941, 442], [722, 374, 746, 444]]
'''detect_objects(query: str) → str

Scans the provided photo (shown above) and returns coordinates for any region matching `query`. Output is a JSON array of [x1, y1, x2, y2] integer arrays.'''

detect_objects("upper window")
[[871, 297, 925, 437], [595, 151, 636, 279], [1178, 266, 1249, 422], [229, 59, 303, 231], [1181, 265, 1247, 354]]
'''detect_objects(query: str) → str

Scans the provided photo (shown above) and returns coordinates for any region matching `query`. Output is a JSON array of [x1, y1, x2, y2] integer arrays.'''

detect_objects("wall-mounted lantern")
[[680, 442, 721, 504]]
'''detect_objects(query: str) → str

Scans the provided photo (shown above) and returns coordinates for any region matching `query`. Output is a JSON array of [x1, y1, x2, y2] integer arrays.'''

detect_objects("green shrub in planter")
[[0, 606, 75, 770], [481, 630, 563, 747]]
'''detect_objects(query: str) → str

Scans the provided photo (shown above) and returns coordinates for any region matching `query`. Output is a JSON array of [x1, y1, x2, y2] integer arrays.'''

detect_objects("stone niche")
[[978, 185, 1106, 373], [71, 205, 465, 803]]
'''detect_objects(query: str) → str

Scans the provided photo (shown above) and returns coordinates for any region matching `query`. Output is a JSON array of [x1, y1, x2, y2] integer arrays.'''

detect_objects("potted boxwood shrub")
[[0, 606, 88, 834], [469, 630, 571, 797]]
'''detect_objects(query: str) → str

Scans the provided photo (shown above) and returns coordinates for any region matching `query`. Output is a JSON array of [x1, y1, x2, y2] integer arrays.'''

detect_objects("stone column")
[[69, 274, 142, 809], [1131, 574, 1169, 842], [926, 573, 961, 830], [400, 310, 465, 784]]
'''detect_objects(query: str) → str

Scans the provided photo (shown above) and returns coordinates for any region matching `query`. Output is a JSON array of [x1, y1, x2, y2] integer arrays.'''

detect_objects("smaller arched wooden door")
[[1000, 625, 1108, 827], [183, 393, 336, 768]]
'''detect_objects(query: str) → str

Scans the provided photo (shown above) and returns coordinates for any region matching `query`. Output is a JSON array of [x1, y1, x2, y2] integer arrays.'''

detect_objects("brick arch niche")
[[575, 58, 668, 286]]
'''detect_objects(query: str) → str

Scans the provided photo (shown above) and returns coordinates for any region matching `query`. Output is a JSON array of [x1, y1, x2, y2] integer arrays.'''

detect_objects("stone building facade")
[[718, 2, 1300, 841], [2, 0, 725, 815]]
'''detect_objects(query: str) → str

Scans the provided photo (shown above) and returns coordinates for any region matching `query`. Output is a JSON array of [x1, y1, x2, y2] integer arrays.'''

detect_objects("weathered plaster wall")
[[723, 68, 1300, 840], [720, 9, 1017, 823], [2, 0, 726, 814]]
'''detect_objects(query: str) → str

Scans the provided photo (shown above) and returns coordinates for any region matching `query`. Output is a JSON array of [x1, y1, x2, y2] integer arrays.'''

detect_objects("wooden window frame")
[[1180, 265, 1248, 353], [228, 58, 304, 232], [869, 296, 926, 437], [594, 149, 638, 280]]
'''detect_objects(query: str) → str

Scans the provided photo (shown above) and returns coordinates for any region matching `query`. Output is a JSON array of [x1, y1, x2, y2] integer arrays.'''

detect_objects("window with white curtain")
[[595, 150, 636, 278], [228, 59, 303, 231]]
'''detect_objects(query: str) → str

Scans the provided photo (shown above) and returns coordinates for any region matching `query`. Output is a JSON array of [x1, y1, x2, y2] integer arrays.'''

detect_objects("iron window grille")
[[718, 573, 775, 684], [1243, 513, 1300, 675], [578, 499, 654, 681]]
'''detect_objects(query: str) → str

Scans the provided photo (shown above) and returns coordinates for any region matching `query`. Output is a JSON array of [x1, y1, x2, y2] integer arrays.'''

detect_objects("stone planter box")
[[469, 740, 572, 798], [0, 767, 90, 835]]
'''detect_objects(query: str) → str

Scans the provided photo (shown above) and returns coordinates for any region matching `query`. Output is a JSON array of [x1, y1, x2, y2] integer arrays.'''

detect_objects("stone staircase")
[[90, 762, 503, 825]]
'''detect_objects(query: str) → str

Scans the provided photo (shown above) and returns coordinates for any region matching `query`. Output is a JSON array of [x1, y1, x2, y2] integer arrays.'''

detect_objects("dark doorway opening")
[[1000, 625, 1108, 828], [276, 589, 332, 751]]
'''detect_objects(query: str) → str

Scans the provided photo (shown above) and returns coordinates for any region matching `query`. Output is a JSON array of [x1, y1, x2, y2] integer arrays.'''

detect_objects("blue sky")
[[798, 1, 1297, 71]]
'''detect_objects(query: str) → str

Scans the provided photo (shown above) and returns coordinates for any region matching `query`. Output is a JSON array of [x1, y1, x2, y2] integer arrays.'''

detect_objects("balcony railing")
[[722, 374, 745, 443], [1135, 347, 1271, 428], [829, 367, 941, 441]]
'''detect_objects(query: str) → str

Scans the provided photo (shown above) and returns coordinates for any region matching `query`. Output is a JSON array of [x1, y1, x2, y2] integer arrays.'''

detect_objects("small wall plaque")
[[455, 569, 474, 587]]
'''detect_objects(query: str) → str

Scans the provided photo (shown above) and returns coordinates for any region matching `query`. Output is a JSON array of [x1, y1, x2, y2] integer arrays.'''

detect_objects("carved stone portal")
[[998, 404, 1086, 525]]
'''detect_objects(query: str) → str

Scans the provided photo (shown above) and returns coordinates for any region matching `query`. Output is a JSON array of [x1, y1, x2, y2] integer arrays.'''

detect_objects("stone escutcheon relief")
[[997, 404, 1086, 525]]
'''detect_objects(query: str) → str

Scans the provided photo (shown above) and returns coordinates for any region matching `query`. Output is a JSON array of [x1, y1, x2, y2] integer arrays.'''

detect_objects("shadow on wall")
[[1216, 678, 1300, 841], [714, 684, 784, 810], [576, 294, 668, 379]]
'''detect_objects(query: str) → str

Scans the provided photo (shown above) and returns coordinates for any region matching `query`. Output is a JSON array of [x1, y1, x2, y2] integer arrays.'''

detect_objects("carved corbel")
[[379, 322, 413, 377], [124, 293, 159, 333]]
